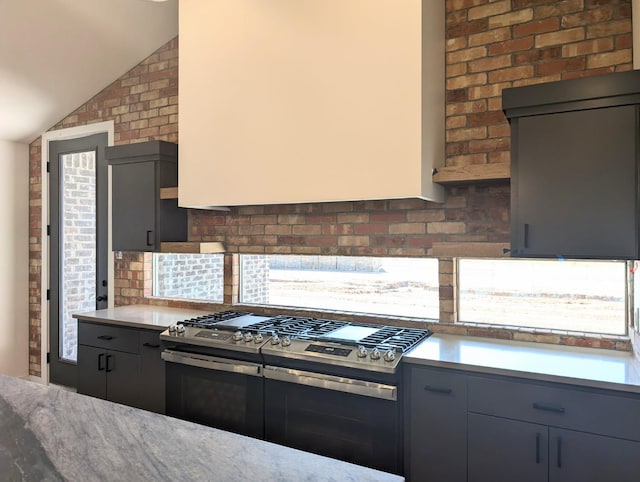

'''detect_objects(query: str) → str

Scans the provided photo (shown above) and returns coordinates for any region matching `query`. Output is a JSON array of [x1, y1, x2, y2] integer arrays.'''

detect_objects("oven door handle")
[[161, 350, 262, 377], [263, 366, 397, 401]]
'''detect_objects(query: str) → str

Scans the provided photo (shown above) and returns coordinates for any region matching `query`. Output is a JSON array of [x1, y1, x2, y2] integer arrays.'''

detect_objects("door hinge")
[[46, 289, 50, 301], [47, 225, 51, 236], [46, 162, 50, 173], [46, 352, 51, 364]]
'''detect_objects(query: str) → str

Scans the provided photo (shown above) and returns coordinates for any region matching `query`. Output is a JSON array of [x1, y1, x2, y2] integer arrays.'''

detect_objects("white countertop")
[[74, 305, 640, 394], [405, 334, 640, 394], [73, 305, 212, 330]]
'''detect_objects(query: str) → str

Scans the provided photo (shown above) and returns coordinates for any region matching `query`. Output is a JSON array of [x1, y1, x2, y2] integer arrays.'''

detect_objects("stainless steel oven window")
[[239, 255, 439, 319]]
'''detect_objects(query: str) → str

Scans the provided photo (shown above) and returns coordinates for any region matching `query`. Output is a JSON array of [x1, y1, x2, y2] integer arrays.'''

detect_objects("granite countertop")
[[405, 334, 640, 394], [0, 375, 402, 482], [72, 305, 212, 331]]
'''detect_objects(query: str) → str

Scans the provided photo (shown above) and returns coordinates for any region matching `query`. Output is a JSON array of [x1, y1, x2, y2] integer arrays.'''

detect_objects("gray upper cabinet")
[[106, 141, 187, 251], [503, 70, 640, 259]]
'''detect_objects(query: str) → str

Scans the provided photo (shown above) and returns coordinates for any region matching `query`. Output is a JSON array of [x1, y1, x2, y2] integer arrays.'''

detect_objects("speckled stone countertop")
[[405, 334, 640, 394], [73, 305, 212, 330], [0, 375, 402, 482]]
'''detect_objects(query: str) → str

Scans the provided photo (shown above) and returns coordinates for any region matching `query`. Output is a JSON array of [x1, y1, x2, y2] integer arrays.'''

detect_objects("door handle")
[[98, 353, 105, 371], [146, 230, 154, 246], [106, 354, 113, 373], [96, 295, 108, 302], [522, 223, 530, 249], [533, 402, 565, 414], [423, 385, 453, 395], [535, 433, 541, 464], [556, 437, 562, 468]]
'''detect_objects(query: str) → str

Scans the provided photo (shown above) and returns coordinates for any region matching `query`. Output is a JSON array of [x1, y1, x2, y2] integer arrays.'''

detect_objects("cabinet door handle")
[[146, 230, 154, 246], [98, 353, 105, 371], [556, 437, 562, 468], [423, 385, 453, 395], [106, 354, 113, 373], [533, 402, 565, 414], [535, 433, 541, 464], [142, 342, 160, 349], [97, 335, 114, 341], [522, 223, 530, 249]]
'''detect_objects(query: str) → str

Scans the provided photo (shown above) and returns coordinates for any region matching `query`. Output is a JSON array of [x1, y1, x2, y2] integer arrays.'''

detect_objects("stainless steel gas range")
[[160, 310, 431, 475]]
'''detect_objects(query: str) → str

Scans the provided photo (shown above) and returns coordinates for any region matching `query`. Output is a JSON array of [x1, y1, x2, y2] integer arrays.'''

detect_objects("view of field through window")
[[240, 255, 440, 320], [459, 259, 627, 335]]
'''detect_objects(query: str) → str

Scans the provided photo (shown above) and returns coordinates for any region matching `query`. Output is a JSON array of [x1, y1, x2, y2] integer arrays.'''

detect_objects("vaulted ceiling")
[[0, 0, 178, 144]]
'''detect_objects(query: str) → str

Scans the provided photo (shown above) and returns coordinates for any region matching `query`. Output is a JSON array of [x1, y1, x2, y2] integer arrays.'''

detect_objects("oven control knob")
[[168, 325, 177, 334], [356, 345, 368, 358], [254, 333, 264, 343], [176, 324, 186, 335], [271, 335, 280, 345], [233, 331, 243, 342], [370, 348, 381, 360], [243, 332, 254, 342], [383, 350, 396, 362], [281, 336, 291, 347]]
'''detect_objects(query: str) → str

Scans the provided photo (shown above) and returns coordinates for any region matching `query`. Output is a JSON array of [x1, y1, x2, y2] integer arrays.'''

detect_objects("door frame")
[[40, 121, 114, 384]]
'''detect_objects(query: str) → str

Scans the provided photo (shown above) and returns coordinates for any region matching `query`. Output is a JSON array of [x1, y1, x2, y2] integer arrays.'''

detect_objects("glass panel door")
[[49, 133, 108, 386]]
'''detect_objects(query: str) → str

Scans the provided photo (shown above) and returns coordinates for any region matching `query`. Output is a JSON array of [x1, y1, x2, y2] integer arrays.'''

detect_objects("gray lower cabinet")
[[77, 321, 165, 414], [468, 413, 548, 482], [404, 365, 640, 482], [548, 428, 640, 482], [404, 366, 467, 482]]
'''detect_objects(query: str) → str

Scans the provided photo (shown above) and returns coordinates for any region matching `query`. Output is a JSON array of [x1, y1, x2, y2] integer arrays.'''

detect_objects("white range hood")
[[178, 0, 444, 208]]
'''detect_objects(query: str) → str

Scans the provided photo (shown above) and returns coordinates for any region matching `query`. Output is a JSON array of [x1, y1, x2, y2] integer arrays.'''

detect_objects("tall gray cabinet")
[[503, 70, 640, 259], [106, 140, 187, 251]]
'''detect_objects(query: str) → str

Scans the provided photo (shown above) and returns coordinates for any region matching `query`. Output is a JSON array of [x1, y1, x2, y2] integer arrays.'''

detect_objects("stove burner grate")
[[179, 310, 251, 328]]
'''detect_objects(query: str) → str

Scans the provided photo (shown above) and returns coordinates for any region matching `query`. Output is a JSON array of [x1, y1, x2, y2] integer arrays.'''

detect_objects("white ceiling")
[[0, 0, 178, 144]]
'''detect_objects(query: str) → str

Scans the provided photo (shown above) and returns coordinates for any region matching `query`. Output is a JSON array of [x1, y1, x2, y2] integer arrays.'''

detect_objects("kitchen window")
[[152, 253, 224, 302], [239, 255, 439, 319], [458, 259, 627, 335]]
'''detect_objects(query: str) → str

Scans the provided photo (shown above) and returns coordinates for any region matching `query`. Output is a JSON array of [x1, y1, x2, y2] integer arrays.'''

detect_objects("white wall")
[[0, 140, 29, 377]]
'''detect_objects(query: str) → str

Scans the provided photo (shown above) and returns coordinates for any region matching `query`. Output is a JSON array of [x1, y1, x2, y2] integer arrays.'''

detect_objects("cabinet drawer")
[[78, 322, 139, 353], [468, 375, 640, 442]]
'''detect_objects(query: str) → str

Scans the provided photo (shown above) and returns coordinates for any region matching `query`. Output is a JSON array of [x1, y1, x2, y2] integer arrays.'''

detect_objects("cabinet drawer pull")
[[557, 437, 562, 468], [424, 385, 453, 395], [97, 335, 114, 341], [535, 433, 540, 464], [98, 353, 105, 371], [533, 402, 565, 414], [106, 354, 113, 373], [142, 342, 160, 349]]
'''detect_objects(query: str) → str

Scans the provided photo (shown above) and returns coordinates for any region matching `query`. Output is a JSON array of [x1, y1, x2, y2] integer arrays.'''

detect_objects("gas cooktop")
[[161, 310, 431, 372]]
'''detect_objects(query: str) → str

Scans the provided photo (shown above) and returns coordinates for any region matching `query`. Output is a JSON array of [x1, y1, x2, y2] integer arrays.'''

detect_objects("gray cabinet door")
[[111, 161, 156, 251], [549, 428, 640, 482], [138, 330, 165, 414], [468, 413, 548, 482], [405, 366, 467, 482], [77, 344, 107, 399], [512, 105, 637, 258], [105, 350, 141, 408]]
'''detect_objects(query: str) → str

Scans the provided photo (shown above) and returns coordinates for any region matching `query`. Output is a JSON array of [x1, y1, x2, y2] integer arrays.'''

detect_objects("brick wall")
[[153, 253, 224, 301], [28, 1, 635, 376], [445, 0, 632, 168]]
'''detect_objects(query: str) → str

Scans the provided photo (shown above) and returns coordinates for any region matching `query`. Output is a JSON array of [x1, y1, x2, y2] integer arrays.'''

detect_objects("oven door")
[[263, 366, 402, 475], [163, 349, 264, 439]]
